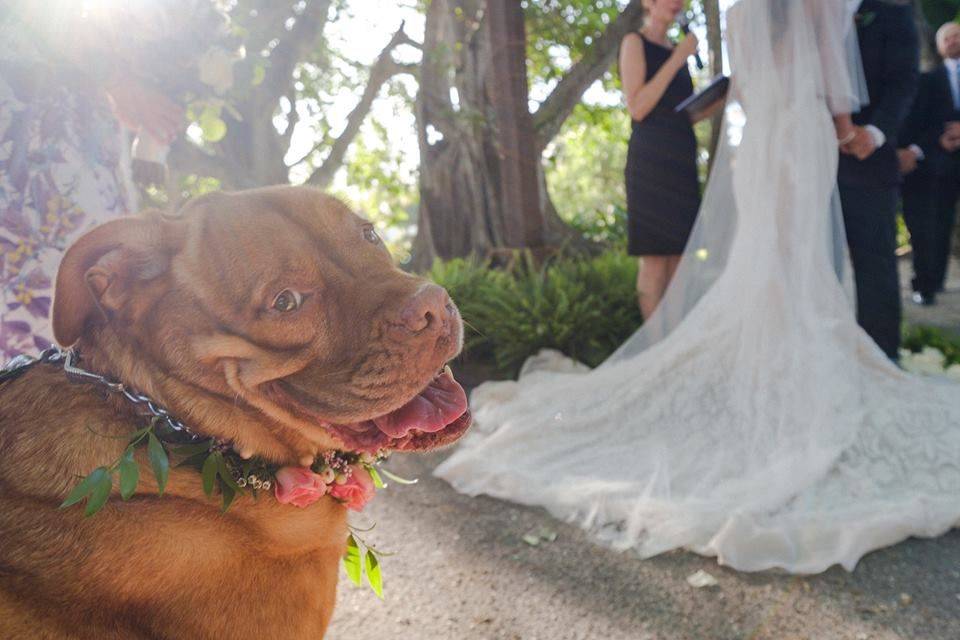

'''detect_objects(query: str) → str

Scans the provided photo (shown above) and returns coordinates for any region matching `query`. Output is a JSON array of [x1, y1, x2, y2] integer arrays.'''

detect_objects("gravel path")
[[327, 453, 960, 640], [327, 255, 960, 640], [901, 256, 959, 332]]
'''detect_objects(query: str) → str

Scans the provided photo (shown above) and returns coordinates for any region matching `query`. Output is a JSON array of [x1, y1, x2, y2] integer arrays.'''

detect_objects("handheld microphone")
[[678, 14, 705, 70]]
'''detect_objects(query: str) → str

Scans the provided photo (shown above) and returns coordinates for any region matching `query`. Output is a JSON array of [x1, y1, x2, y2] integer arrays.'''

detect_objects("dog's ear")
[[52, 213, 186, 347]]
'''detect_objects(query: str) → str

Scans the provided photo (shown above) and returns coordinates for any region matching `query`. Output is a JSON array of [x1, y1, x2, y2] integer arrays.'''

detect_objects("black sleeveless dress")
[[625, 34, 701, 256]]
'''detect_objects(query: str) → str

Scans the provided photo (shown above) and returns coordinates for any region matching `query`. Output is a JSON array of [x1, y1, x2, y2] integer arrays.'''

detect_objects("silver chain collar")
[[2, 348, 207, 444]]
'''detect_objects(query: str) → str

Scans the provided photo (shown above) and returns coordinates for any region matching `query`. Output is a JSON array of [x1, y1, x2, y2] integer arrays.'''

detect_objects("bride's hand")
[[834, 114, 855, 147]]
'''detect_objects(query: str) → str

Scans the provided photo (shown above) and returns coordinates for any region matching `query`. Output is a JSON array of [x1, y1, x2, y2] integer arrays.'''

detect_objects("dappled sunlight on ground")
[[327, 452, 960, 640]]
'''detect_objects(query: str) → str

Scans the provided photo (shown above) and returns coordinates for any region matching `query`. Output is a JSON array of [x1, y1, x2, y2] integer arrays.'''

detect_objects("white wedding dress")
[[435, 0, 960, 574]]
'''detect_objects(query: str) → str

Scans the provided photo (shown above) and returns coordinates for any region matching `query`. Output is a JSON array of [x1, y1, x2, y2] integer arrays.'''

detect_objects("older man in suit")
[[898, 21, 960, 306], [838, 0, 920, 359]]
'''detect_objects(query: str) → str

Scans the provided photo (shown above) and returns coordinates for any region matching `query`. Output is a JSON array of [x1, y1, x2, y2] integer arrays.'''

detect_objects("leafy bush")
[[430, 253, 960, 380], [902, 325, 960, 366], [564, 204, 630, 246], [427, 251, 642, 378]]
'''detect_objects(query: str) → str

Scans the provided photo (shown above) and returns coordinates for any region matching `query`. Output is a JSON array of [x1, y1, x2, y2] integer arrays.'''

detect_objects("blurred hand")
[[940, 122, 960, 152], [673, 32, 699, 62], [897, 148, 918, 175], [834, 114, 855, 145], [105, 73, 184, 145], [840, 126, 877, 161]]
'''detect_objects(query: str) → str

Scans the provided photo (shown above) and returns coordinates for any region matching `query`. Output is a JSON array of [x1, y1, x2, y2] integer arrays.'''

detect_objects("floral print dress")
[[0, 19, 136, 361]]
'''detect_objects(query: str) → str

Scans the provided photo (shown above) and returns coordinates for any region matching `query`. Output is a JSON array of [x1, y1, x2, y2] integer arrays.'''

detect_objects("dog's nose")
[[398, 284, 452, 334]]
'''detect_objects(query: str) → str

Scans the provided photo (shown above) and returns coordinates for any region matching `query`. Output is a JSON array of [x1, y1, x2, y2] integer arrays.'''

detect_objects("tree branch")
[[303, 25, 419, 188], [278, 92, 301, 155], [261, 0, 334, 100], [531, 0, 643, 152], [167, 138, 243, 190]]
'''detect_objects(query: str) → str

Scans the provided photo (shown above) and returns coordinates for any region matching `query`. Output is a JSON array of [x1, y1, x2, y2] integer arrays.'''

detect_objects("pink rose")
[[274, 467, 327, 508], [329, 466, 376, 512]]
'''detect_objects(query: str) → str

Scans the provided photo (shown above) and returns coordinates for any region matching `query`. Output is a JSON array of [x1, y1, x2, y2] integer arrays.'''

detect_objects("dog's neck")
[[74, 330, 321, 466]]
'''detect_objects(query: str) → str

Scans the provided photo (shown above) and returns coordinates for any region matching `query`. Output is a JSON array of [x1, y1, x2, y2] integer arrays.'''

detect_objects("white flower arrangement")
[[899, 346, 960, 380]]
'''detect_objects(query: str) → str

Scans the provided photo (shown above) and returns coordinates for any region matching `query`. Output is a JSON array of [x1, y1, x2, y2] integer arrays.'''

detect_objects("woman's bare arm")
[[620, 33, 698, 122]]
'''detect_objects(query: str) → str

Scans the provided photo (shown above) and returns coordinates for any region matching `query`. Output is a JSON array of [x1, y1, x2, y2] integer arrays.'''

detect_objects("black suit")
[[838, 0, 919, 359], [899, 65, 960, 297]]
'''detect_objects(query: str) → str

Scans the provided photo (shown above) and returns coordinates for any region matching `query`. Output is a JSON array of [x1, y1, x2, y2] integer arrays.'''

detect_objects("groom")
[[838, 0, 919, 360]]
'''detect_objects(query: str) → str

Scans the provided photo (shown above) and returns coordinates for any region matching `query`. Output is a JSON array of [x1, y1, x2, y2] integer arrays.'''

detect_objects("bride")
[[435, 0, 960, 574]]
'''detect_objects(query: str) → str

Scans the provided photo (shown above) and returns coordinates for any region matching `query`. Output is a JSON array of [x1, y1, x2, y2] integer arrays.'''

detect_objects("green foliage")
[[334, 119, 418, 263], [525, 0, 629, 90], [920, 0, 960, 29], [61, 418, 283, 516], [343, 532, 385, 598], [147, 432, 169, 495], [428, 251, 642, 377], [344, 534, 363, 585], [544, 104, 630, 246], [364, 550, 383, 598], [60, 422, 170, 517], [902, 325, 960, 366]]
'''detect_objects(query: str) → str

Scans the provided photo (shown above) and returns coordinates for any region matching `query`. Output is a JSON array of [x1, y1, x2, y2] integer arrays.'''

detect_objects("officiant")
[[619, 1, 714, 319], [898, 21, 960, 306]]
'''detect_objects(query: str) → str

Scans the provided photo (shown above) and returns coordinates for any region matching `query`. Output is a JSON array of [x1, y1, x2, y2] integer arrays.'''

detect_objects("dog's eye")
[[271, 289, 303, 313], [362, 226, 381, 245]]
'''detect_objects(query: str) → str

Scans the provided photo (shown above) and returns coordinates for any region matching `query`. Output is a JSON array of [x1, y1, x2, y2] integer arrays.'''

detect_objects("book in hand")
[[674, 75, 730, 121]]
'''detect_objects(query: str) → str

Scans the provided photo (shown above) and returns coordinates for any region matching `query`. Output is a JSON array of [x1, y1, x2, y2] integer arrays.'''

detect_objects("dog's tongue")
[[372, 368, 467, 438]]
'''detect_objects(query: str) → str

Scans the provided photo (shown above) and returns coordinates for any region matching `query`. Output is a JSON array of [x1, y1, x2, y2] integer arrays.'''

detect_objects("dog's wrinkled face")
[[51, 186, 470, 461]]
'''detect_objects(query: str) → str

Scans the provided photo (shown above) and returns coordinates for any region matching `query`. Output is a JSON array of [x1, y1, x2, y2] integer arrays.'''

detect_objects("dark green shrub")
[[427, 251, 642, 378], [902, 325, 960, 366]]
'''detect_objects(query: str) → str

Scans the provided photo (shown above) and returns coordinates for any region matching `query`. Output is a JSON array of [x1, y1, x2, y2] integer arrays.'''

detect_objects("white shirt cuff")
[[865, 125, 886, 149], [908, 144, 925, 161]]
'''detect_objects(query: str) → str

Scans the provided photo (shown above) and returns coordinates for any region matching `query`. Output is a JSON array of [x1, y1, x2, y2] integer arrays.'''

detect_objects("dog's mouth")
[[271, 367, 471, 453]]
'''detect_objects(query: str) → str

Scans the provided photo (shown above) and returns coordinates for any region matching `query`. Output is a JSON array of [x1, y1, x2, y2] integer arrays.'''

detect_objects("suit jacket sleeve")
[[898, 71, 932, 149], [868, 3, 920, 143]]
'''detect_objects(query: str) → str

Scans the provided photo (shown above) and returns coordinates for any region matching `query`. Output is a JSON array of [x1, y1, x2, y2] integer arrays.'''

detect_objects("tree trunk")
[[410, 0, 501, 270], [411, 0, 643, 269], [486, 0, 545, 249], [704, 0, 724, 164]]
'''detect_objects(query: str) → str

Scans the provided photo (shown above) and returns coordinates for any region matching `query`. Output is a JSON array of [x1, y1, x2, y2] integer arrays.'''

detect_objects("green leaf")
[[176, 451, 211, 470], [343, 534, 362, 586], [367, 466, 385, 489], [60, 466, 109, 508], [201, 452, 220, 497], [118, 448, 139, 500], [147, 433, 169, 496], [199, 108, 227, 142], [171, 440, 213, 457], [251, 63, 266, 86], [84, 471, 113, 517], [216, 455, 242, 493], [364, 550, 383, 599], [221, 483, 237, 512], [126, 425, 152, 446]]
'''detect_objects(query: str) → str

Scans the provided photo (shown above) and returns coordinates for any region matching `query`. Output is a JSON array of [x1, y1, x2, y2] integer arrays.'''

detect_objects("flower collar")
[[1, 348, 405, 596]]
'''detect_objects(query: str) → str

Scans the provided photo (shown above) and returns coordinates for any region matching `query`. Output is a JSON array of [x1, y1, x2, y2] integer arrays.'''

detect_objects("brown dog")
[[0, 186, 471, 639]]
